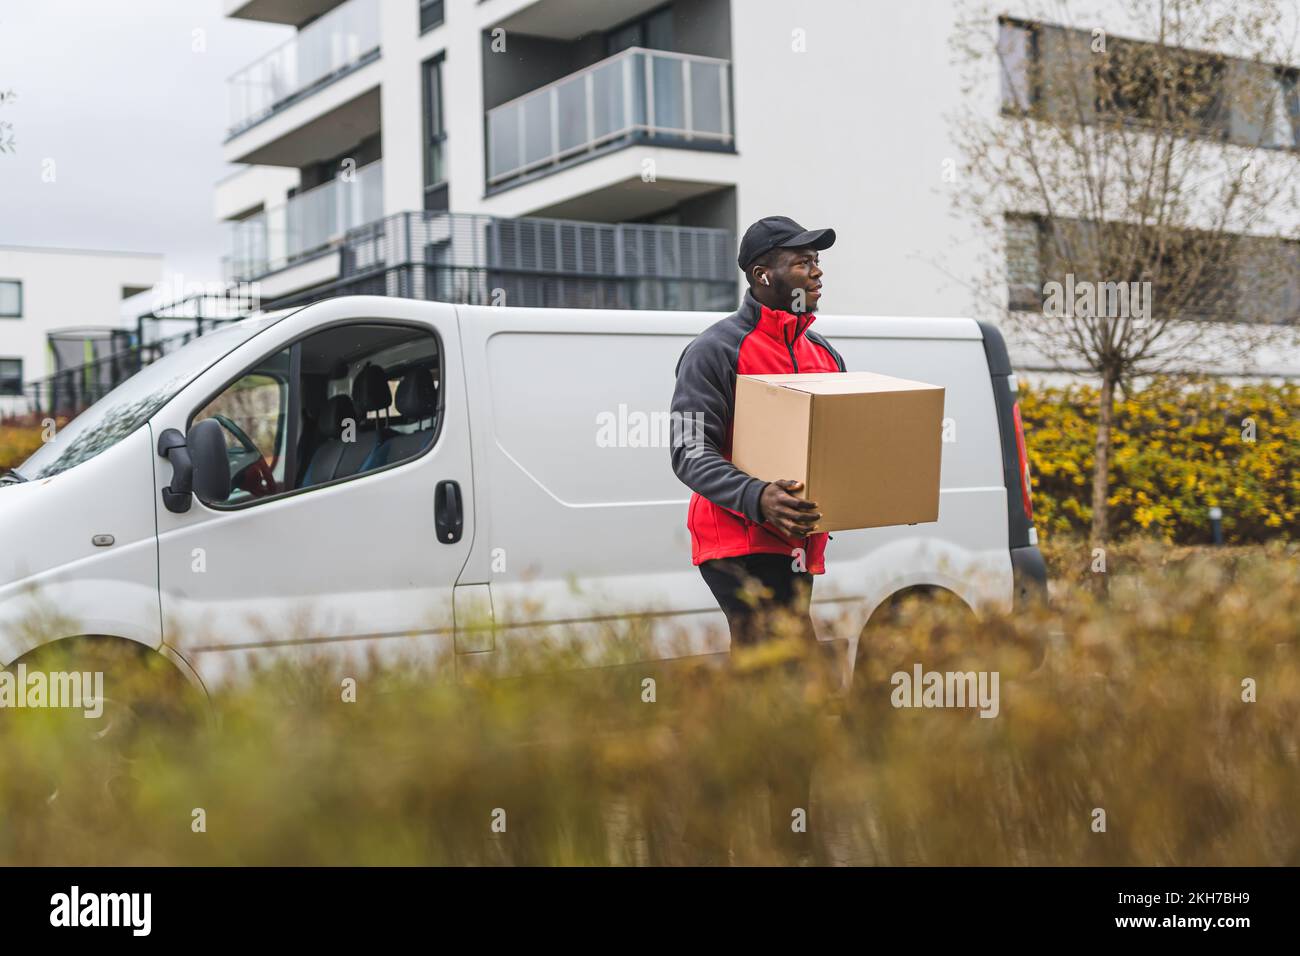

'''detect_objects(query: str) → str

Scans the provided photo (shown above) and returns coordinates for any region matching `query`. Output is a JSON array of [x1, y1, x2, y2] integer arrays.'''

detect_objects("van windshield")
[[15, 315, 286, 482]]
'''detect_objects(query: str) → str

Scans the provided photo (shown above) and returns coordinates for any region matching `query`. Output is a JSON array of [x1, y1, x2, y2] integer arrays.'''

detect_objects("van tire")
[[11, 637, 207, 809], [844, 587, 976, 748]]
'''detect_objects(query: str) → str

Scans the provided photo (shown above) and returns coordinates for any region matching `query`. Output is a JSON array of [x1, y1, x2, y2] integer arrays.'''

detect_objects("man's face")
[[758, 246, 824, 314]]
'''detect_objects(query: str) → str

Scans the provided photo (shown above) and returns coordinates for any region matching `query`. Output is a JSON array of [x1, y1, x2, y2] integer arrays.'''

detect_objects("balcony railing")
[[226, 160, 383, 281], [6, 212, 737, 421], [486, 46, 733, 188], [227, 0, 380, 136], [7, 310, 250, 423], [292, 211, 738, 311]]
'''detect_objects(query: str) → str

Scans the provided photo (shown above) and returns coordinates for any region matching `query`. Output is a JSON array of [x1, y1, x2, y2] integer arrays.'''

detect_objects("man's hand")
[[758, 479, 822, 537]]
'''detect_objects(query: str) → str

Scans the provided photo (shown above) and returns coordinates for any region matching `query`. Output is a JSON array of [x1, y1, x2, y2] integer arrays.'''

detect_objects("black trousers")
[[695, 553, 817, 853], [699, 553, 817, 649]]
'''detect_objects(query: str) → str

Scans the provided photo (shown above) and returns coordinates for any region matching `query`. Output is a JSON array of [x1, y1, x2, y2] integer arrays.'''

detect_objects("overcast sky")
[[0, 0, 289, 286]]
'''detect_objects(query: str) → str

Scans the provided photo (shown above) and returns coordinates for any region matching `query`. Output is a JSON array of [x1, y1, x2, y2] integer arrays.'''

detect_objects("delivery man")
[[670, 215, 845, 649], [669, 215, 844, 862]]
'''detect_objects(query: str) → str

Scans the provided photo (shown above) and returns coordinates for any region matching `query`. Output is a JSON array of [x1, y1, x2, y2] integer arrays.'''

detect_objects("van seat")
[[301, 365, 393, 486], [363, 368, 437, 470]]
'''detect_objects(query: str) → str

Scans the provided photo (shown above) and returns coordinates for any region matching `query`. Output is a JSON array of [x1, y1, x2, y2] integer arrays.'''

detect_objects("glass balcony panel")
[[488, 107, 521, 181], [227, 0, 379, 134], [555, 74, 588, 154], [590, 59, 625, 139], [523, 93, 553, 168], [226, 161, 383, 281], [650, 55, 684, 132], [485, 47, 732, 186], [689, 60, 725, 135]]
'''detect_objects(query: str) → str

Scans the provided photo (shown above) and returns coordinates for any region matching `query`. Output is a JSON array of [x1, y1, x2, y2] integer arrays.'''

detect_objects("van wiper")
[[0, 468, 27, 484]]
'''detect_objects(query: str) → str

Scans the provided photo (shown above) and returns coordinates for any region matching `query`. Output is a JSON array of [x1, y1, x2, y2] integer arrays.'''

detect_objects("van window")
[[15, 314, 284, 481], [193, 352, 291, 502], [192, 322, 441, 506]]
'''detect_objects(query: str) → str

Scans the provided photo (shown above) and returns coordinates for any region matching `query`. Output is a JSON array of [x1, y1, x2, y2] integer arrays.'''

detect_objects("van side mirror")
[[189, 418, 232, 504], [158, 419, 231, 513]]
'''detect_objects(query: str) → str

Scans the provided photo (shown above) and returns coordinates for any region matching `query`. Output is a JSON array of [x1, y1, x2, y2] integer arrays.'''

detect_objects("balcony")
[[267, 211, 739, 312], [227, 0, 379, 138], [225, 0, 345, 24], [486, 46, 733, 191], [226, 159, 383, 281], [14, 211, 736, 420]]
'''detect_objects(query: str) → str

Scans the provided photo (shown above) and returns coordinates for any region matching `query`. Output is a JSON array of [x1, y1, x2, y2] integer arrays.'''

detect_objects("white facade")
[[214, 0, 1300, 383], [0, 245, 163, 411]]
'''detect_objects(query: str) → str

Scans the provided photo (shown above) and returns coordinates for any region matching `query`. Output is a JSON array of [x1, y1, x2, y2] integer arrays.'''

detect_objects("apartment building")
[[207, 0, 1299, 381], [215, 1, 1007, 314], [995, 9, 1300, 381], [218, 0, 745, 313], [0, 245, 163, 416]]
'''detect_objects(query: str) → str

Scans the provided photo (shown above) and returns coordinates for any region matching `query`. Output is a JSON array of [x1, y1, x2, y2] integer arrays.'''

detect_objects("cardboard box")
[[731, 371, 945, 533]]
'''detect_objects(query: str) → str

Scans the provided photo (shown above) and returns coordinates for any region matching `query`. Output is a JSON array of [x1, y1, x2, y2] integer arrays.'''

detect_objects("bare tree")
[[950, 0, 1300, 544], [0, 88, 15, 154]]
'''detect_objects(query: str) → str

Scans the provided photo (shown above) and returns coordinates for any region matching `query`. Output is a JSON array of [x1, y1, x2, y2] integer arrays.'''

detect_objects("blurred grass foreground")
[[1, 540, 1298, 866]]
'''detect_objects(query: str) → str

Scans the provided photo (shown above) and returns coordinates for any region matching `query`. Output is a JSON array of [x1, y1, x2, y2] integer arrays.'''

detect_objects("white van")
[[0, 295, 1045, 694]]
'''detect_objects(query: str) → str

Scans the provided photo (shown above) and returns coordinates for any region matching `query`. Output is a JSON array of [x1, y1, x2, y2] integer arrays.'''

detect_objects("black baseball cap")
[[737, 215, 836, 272]]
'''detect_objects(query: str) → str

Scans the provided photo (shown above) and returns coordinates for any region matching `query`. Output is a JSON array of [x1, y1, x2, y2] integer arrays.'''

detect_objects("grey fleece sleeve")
[[669, 337, 768, 523]]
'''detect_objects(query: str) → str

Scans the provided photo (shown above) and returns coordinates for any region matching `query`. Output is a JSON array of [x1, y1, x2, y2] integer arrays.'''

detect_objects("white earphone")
[[760, 274, 770, 285]]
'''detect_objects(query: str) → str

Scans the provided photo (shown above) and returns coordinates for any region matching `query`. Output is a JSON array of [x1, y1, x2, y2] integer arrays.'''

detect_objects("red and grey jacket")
[[669, 290, 846, 573]]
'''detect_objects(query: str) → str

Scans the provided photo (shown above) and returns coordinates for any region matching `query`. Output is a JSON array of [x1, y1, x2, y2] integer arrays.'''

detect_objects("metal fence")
[[336, 211, 736, 309], [9, 319, 242, 422], [6, 212, 737, 422], [7, 293, 253, 422], [265, 263, 734, 313]]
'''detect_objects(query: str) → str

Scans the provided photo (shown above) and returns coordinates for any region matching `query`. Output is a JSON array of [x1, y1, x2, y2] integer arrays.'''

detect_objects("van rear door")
[[976, 320, 1047, 606]]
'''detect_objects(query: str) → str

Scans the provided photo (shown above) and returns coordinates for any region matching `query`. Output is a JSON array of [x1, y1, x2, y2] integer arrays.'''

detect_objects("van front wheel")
[[10, 637, 205, 810]]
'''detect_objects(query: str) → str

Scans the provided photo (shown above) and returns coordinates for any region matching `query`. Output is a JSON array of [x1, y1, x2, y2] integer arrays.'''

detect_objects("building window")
[[1094, 36, 1228, 135], [1000, 16, 1300, 149], [1266, 70, 1300, 148], [422, 53, 448, 211], [0, 279, 21, 317], [997, 20, 1036, 114], [0, 358, 21, 395], [1004, 213, 1300, 325], [419, 0, 445, 35], [605, 4, 673, 56], [1004, 214, 1044, 312]]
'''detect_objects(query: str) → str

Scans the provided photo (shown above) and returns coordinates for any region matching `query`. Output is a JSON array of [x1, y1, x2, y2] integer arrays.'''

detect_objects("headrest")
[[396, 367, 438, 420], [301, 376, 328, 418], [317, 394, 357, 437], [351, 364, 391, 414]]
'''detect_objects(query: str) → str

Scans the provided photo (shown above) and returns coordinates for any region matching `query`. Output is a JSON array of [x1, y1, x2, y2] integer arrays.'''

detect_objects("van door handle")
[[436, 479, 463, 544]]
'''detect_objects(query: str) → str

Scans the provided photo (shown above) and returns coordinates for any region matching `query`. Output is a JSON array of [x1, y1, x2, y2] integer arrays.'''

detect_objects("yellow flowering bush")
[[1020, 376, 1298, 544], [0, 419, 52, 474], [4, 379, 1295, 545]]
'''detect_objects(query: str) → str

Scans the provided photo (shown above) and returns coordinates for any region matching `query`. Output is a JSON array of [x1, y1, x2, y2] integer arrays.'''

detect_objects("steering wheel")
[[213, 413, 256, 453], [236, 454, 279, 498], [212, 414, 279, 498]]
